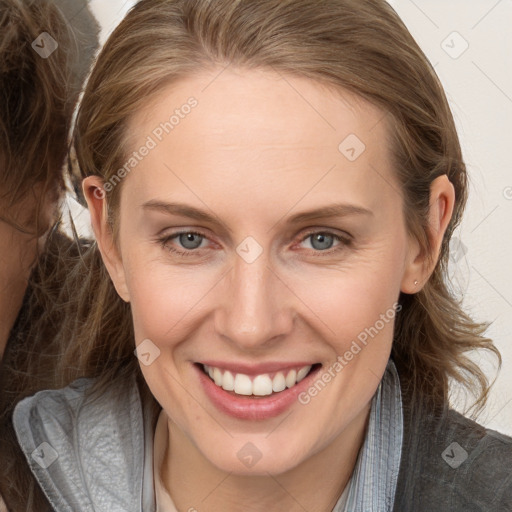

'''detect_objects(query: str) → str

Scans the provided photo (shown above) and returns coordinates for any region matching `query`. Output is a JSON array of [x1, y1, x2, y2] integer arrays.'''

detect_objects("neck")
[[163, 403, 370, 512], [0, 221, 38, 360]]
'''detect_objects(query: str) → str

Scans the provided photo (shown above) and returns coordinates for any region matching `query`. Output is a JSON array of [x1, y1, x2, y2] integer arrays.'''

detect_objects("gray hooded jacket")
[[12, 369, 512, 511]]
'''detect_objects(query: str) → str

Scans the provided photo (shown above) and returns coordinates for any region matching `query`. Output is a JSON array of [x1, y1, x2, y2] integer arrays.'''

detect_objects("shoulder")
[[13, 376, 141, 444], [395, 392, 512, 511], [13, 375, 145, 456], [13, 376, 148, 512], [13, 377, 94, 425]]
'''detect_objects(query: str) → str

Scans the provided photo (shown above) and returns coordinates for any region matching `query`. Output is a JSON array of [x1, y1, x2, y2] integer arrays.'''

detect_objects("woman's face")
[[96, 68, 420, 475]]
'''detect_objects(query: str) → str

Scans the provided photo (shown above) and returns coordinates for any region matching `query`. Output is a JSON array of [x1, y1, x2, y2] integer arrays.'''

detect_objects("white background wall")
[[75, 0, 511, 434]]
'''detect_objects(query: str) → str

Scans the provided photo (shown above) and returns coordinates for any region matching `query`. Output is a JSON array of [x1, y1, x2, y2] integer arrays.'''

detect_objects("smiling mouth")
[[199, 363, 321, 397]]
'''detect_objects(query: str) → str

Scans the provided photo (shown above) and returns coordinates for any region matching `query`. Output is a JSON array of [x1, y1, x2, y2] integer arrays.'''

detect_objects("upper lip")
[[198, 361, 317, 375]]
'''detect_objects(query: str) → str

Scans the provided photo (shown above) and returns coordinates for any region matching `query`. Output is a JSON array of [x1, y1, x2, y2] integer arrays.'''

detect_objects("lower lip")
[[195, 364, 321, 420]]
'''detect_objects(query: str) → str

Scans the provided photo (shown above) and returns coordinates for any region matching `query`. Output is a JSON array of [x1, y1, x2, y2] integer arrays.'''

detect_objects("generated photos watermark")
[[31, 32, 58, 58], [134, 338, 161, 366], [237, 441, 263, 469], [298, 302, 402, 405], [31, 442, 59, 469], [441, 441, 468, 469], [94, 97, 198, 199]]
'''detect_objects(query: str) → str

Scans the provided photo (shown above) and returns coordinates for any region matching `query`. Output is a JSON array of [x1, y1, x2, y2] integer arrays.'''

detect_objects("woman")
[[12, 0, 512, 510], [0, 0, 99, 510]]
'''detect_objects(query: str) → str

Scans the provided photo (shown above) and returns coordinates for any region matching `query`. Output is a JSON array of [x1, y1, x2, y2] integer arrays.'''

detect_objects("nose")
[[214, 249, 294, 350]]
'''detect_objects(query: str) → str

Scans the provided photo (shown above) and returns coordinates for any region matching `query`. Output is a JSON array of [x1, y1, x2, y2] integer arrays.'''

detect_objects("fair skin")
[[85, 67, 454, 512]]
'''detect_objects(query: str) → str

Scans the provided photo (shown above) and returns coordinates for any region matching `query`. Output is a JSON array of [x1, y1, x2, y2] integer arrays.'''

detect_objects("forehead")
[[128, 66, 388, 148], [122, 67, 398, 215]]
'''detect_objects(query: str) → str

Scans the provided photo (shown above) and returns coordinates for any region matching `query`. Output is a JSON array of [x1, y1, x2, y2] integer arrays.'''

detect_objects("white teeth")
[[213, 367, 223, 386], [222, 370, 234, 391], [285, 369, 297, 388], [253, 375, 273, 396], [272, 372, 286, 392], [234, 373, 253, 395], [203, 364, 313, 396], [296, 365, 312, 382]]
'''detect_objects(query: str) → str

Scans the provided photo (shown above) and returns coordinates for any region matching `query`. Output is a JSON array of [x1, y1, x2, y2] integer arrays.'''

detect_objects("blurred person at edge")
[[11, 0, 512, 511], [0, 0, 99, 510]]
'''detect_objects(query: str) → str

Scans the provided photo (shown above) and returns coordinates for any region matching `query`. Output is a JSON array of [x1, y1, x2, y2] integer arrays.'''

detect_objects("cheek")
[[123, 222, 407, 348], [299, 273, 398, 378], [122, 252, 216, 344], [291, 243, 405, 339]]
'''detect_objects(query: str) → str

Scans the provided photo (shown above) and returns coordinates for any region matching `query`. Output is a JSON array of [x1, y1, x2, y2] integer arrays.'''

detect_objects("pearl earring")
[[414, 280, 419, 286]]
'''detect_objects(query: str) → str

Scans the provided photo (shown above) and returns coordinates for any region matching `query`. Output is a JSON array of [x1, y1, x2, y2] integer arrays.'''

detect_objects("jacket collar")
[[13, 376, 151, 512], [13, 361, 403, 512]]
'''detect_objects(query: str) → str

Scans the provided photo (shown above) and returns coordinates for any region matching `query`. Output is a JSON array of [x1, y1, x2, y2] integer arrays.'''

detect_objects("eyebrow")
[[142, 200, 373, 231]]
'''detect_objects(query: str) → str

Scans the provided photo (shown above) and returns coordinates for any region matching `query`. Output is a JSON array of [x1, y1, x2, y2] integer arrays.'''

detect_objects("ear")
[[83, 176, 130, 302], [401, 174, 455, 294]]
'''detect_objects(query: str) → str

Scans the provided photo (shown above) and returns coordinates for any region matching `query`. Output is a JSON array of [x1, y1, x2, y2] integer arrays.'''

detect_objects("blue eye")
[[177, 232, 204, 250], [297, 230, 351, 256], [306, 232, 336, 251], [159, 231, 207, 256], [158, 229, 351, 258]]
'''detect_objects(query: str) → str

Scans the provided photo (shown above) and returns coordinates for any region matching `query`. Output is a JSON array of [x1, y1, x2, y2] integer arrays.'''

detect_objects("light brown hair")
[[63, 0, 499, 416]]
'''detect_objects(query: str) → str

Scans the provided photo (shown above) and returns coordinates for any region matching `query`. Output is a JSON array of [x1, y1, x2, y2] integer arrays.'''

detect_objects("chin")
[[197, 435, 311, 476]]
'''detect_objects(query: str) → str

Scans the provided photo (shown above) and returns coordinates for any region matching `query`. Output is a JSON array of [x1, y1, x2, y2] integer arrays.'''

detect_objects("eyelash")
[[158, 230, 209, 258], [300, 230, 352, 258], [158, 229, 352, 259]]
